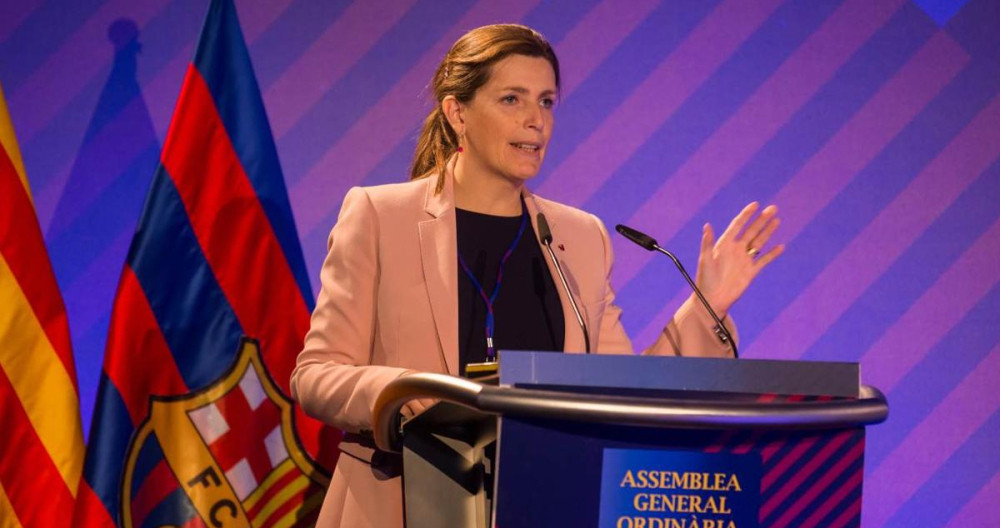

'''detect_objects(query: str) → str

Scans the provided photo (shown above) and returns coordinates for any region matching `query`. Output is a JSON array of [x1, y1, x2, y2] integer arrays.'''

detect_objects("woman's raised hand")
[[694, 202, 784, 318]]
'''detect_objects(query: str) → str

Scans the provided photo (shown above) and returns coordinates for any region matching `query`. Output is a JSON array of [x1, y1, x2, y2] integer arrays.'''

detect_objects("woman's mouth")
[[510, 142, 541, 153]]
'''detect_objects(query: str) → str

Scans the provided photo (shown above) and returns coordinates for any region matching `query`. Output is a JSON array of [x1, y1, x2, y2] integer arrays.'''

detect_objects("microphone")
[[537, 213, 591, 353], [615, 224, 739, 358]]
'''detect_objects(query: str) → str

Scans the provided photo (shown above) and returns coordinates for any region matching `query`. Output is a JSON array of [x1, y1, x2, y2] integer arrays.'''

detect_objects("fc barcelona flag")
[[0, 80, 85, 527], [73, 1, 336, 526]]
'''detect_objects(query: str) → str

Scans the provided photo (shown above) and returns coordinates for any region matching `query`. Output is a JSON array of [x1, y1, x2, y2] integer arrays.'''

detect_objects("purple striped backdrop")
[[2, 0, 997, 525]]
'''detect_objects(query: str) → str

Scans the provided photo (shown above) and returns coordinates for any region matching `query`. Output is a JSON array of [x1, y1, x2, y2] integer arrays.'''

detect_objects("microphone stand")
[[616, 224, 738, 358], [537, 213, 591, 353]]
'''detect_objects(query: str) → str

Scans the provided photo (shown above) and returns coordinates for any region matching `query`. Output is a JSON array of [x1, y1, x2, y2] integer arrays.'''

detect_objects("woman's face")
[[458, 54, 557, 184]]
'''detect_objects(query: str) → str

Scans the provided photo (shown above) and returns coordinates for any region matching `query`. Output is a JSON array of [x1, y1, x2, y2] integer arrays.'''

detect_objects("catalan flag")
[[0, 81, 85, 526], [72, 1, 335, 526]]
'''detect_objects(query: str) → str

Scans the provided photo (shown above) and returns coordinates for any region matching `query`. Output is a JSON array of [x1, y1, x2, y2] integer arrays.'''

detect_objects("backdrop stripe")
[[864, 343, 1000, 526], [533, 0, 721, 190], [537, 0, 785, 206], [628, 8, 938, 346], [521, 0, 600, 43], [10, 0, 172, 144], [884, 397, 1000, 525], [584, 0, 846, 232], [247, 0, 349, 89], [750, 91, 1000, 359], [613, 0, 907, 289], [45, 98, 159, 238], [56, 216, 143, 331], [554, 0, 660, 96], [279, 0, 482, 189], [743, 32, 969, 359], [766, 31, 966, 247], [863, 218, 1000, 391], [0, 0, 44, 45], [0, 0, 101, 91], [945, 470, 1000, 528], [803, 161, 1000, 364], [623, 2, 931, 345], [731, 43, 1000, 352], [866, 282, 1000, 471], [266, 0, 417, 137]]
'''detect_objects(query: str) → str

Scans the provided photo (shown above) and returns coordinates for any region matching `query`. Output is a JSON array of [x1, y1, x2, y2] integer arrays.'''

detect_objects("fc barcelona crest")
[[121, 338, 329, 527]]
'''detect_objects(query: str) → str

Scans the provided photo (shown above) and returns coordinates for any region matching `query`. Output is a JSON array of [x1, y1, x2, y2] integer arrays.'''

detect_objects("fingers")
[[700, 223, 714, 256], [402, 401, 422, 418], [723, 202, 760, 241], [748, 215, 780, 250], [754, 244, 785, 270], [741, 204, 778, 244], [402, 398, 437, 418]]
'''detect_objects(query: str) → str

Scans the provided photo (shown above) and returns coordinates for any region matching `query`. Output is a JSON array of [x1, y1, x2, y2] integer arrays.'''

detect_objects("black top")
[[456, 207, 565, 375]]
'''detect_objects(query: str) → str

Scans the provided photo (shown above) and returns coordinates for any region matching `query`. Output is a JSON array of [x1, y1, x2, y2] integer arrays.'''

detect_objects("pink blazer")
[[290, 166, 736, 528]]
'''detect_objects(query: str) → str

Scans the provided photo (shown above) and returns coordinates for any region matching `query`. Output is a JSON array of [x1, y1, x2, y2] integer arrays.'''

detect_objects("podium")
[[372, 352, 888, 528]]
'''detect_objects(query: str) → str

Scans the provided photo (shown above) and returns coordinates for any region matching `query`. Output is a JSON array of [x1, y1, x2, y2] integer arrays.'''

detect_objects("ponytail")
[[410, 106, 458, 193]]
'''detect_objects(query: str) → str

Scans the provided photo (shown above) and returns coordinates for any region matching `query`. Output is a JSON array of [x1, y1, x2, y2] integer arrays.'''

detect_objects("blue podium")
[[373, 351, 887, 528]]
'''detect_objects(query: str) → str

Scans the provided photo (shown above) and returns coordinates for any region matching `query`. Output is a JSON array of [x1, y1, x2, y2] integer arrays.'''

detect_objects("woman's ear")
[[441, 95, 465, 137]]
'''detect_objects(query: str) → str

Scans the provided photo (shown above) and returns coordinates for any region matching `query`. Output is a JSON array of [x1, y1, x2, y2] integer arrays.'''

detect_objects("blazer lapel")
[[418, 172, 460, 375], [524, 192, 590, 354]]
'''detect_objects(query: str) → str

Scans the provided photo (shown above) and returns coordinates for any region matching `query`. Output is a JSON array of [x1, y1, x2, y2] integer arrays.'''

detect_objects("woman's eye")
[[541, 98, 555, 109], [502, 95, 518, 104]]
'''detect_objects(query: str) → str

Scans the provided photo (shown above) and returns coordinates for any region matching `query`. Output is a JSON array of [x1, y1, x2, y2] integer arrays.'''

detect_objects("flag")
[[0, 80, 85, 526], [73, 1, 337, 526]]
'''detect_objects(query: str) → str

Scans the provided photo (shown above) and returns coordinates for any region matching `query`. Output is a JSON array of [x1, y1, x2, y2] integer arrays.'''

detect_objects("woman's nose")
[[524, 103, 544, 131]]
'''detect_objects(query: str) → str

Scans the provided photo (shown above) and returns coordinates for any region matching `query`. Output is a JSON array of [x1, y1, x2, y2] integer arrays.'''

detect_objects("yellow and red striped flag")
[[0, 80, 84, 527]]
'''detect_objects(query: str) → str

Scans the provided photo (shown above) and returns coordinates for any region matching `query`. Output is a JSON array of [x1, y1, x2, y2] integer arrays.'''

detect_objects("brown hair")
[[409, 24, 560, 192]]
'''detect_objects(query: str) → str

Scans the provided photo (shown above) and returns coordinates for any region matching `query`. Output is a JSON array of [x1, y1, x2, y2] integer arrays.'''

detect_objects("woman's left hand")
[[695, 202, 784, 318]]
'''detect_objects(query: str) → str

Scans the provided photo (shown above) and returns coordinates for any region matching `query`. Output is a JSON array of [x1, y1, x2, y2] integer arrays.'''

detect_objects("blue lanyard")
[[457, 205, 530, 362]]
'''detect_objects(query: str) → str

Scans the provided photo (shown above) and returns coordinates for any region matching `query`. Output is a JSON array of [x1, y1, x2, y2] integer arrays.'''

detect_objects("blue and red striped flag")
[[73, 1, 336, 526], [0, 79, 85, 528]]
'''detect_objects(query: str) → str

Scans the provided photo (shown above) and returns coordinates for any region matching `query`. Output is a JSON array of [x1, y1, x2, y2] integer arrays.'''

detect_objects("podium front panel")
[[494, 402, 864, 528]]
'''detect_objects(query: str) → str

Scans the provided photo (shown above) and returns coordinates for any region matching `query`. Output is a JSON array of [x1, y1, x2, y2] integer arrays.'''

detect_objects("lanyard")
[[457, 205, 530, 362]]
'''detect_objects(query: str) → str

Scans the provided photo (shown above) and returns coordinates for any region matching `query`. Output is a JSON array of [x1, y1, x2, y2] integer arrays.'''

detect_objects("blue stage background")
[[1, 0, 997, 525]]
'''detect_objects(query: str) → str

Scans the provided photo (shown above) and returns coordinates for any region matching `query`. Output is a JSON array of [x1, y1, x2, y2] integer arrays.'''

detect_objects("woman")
[[291, 24, 782, 528]]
